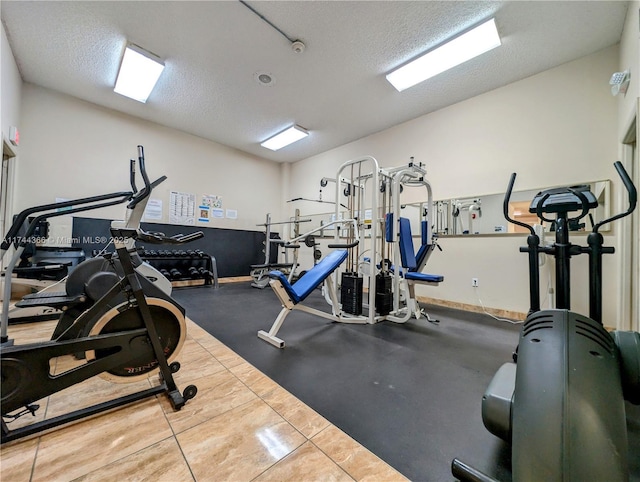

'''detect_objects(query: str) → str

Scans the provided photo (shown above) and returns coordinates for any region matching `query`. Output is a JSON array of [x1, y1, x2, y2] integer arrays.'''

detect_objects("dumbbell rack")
[[140, 249, 218, 288]]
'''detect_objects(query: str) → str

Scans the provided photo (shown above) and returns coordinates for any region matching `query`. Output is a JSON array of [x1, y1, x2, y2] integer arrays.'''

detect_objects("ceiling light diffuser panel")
[[114, 44, 165, 103], [386, 18, 501, 92], [261, 125, 309, 151]]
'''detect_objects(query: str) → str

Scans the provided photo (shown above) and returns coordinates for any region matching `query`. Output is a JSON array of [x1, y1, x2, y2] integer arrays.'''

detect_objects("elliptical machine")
[[452, 161, 639, 481], [1, 146, 197, 444]]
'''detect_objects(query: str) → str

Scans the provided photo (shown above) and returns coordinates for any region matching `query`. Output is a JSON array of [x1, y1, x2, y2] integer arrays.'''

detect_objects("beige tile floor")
[[1, 314, 409, 482]]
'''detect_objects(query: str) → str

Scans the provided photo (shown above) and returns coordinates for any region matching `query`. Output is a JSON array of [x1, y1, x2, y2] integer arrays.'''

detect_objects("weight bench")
[[258, 249, 348, 348]]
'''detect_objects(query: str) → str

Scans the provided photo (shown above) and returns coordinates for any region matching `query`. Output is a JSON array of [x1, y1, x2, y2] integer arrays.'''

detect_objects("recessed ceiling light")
[[114, 43, 165, 103], [261, 125, 309, 151], [254, 72, 276, 86], [386, 18, 501, 92]]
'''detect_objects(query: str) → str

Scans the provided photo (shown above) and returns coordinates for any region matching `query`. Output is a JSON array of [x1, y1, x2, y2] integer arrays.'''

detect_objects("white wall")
[[290, 45, 621, 324], [16, 84, 283, 243], [617, 2, 639, 130], [1, 22, 22, 145], [0, 23, 22, 263], [615, 1, 640, 331]]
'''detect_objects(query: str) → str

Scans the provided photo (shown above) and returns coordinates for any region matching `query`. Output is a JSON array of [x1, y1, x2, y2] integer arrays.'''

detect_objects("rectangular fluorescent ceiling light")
[[114, 44, 165, 103], [386, 18, 501, 92], [261, 125, 309, 151]]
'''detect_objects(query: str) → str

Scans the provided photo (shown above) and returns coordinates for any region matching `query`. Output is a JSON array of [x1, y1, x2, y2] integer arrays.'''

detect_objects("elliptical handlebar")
[[1, 191, 133, 252], [138, 145, 152, 194], [127, 146, 165, 208], [1, 145, 166, 253], [130, 159, 138, 193], [593, 161, 637, 233], [615, 161, 637, 208], [503, 173, 535, 235], [504, 172, 542, 313]]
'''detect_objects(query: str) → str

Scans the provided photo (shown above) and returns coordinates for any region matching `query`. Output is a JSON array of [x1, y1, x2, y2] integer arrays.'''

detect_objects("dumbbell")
[[169, 268, 182, 279]]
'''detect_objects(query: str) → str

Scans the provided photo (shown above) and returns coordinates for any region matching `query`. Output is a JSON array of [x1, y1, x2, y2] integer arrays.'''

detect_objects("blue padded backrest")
[[269, 249, 348, 304], [412, 220, 432, 270], [268, 270, 300, 303], [385, 213, 394, 243], [398, 217, 417, 270], [415, 244, 429, 271]]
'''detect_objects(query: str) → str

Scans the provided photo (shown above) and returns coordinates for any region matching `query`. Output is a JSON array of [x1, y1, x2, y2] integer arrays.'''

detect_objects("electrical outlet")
[[472, 278, 479, 287]]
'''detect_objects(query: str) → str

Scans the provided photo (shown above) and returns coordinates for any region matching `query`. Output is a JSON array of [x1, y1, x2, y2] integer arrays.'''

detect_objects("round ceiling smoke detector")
[[254, 72, 276, 86], [291, 40, 305, 54]]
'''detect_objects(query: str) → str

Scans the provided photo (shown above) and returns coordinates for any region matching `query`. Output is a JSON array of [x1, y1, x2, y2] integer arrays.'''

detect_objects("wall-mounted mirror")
[[289, 180, 611, 239], [429, 180, 611, 236]]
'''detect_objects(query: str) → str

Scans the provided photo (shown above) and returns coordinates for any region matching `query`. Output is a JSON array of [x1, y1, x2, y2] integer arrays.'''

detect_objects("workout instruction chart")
[[170, 191, 196, 225]]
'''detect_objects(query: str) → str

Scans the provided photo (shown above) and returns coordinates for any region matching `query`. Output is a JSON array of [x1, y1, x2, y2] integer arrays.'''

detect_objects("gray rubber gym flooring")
[[173, 283, 640, 482]]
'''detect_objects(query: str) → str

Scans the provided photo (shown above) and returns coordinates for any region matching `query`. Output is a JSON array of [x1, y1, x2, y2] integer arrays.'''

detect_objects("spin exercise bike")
[[1, 146, 197, 444], [452, 161, 639, 481]]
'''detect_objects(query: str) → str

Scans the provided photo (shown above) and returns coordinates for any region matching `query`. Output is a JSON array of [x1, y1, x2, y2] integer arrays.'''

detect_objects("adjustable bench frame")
[[258, 249, 367, 348], [258, 275, 341, 348]]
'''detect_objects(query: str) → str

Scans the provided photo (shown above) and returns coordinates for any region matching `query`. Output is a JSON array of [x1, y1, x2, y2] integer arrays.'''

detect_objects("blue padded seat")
[[404, 272, 444, 283], [398, 217, 444, 283], [269, 249, 348, 304]]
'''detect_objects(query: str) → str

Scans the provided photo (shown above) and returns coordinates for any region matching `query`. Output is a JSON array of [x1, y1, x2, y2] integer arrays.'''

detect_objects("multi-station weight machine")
[[249, 211, 311, 289], [258, 156, 444, 348]]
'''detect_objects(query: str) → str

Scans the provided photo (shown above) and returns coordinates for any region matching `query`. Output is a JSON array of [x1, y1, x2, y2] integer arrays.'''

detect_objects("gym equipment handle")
[[503, 173, 535, 235], [138, 229, 204, 245], [504, 173, 541, 313], [128, 145, 166, 208], [327, 240, 359, 249], [130, 159, 137, 193], [2, 191, 133, 251], [593, 161, 637, 233], [615, 160, 637, 209], [451, 458, 499, 482]]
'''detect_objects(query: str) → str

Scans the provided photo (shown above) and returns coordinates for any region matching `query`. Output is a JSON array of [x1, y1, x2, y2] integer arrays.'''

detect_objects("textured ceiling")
[[1, 1, 630, 163]]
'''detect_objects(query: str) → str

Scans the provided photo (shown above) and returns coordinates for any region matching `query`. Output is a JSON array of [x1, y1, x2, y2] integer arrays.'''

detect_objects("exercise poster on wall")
[[201, 194, 222, 209], [198, 205, 210, 223], [169, 191, 196, 225], [144, 198, 163, 221]]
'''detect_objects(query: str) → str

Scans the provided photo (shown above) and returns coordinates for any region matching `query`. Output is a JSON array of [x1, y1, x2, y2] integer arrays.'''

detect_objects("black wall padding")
[[71, 217, 280, 278]]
